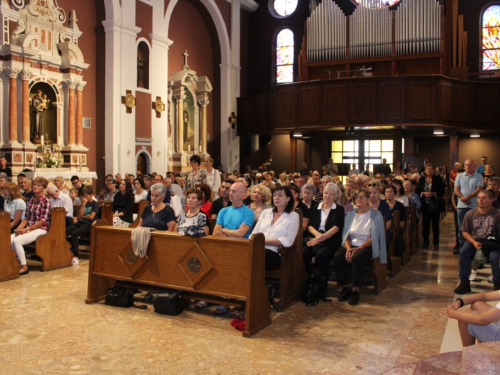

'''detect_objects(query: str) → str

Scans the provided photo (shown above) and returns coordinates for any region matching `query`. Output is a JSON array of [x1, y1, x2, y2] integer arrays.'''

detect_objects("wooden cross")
[[121, 90, 134, 114], [183, 50, 190, 70]]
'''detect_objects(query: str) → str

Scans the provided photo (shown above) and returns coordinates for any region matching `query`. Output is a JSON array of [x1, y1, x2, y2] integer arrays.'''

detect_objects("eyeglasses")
[[368, 183, 378, 187], [355, 195, 367, 200]]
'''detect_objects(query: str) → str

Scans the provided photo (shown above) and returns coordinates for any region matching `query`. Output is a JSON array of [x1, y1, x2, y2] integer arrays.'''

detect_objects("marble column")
[[8, 69, 19, 143], [65, 79, 76, 145], [198, 99, 209, 154], [20, 69, 31, 144], [76, 82, 86, 146], [175, 93, 185, 152]]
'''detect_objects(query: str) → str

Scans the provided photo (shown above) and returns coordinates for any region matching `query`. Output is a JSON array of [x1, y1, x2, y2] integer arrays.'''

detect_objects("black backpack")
[[302, 274, 331, 306], [153, 291, 184, 316]]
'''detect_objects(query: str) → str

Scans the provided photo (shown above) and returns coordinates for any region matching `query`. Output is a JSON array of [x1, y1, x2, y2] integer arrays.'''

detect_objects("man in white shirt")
[[46, 183, 74, 227]]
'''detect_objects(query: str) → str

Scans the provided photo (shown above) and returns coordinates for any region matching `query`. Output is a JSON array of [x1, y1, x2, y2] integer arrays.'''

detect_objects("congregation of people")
[[1, 153, 500, 346]]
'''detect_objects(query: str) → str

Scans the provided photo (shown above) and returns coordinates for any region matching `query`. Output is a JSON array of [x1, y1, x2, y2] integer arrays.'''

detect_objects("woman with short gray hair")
[[138, 183, 175, 231]]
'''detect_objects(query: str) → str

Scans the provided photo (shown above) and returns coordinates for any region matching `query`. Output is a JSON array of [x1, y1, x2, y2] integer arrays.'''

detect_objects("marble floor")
[[0, 213, 494, 374]]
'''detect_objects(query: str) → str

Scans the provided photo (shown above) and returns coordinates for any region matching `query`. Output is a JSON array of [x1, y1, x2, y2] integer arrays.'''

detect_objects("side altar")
[[0, 0, 90, 176]]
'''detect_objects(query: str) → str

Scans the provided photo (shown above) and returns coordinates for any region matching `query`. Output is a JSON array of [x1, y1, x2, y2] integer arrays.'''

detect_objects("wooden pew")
[[365, 219, 388, 294], [129, 200, 149, 228], [410, 203, 419, 255], [86, 223, 271, 338], [402, 207, 411, 265], [265, 209, 305, 312], [387, 210, 401, 277], [0, 212, 21, 282], [74, 200, 113, 223], [32, 207, 73, 271]]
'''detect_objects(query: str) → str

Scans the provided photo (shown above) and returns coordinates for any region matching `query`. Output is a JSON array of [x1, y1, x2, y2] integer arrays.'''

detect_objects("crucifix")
[[182, 50, 190, 70]]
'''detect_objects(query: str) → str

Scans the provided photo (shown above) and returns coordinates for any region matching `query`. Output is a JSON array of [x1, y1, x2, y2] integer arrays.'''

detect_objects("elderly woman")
[[248, 183, 272, 224], [11, 177, 51, 275], [416, 164, 445, 249], [138, 183, 176, 231], [2, 182, 26, 232], [177, 188, 209, 236], [403, 179, 421, 218], [385, 185, 406, 228], [53, 176, 69, 195], [113, 180, 135, 227], [185, 155, 207, 190], [196, 183, 213, 218], [334, 188, 387, 305], [252, 186, 300, 270], [301, 183, 317, 210], [303, 182, 345, 291], [204, 157, 221, 200]]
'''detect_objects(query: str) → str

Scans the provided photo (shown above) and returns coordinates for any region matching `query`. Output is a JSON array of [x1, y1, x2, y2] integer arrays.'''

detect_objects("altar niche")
[[183, 88, 196, 151], [30, 82, 57, 144]]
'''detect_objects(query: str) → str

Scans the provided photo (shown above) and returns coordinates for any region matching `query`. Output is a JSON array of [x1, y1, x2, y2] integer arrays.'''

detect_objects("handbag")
[[427, 196, 439, 212], [104, 285, 147, 309], [153, 291, 184, 316]]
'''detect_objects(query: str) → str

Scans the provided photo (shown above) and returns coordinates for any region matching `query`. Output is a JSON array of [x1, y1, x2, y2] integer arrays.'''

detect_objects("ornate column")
[[76, 81, 86, 146], [7, 68, 20, 143], [174, 91, 185, 152], [198, 96, 209, 154], [65, 79, 76, 145], [20, 69, 31, 144]]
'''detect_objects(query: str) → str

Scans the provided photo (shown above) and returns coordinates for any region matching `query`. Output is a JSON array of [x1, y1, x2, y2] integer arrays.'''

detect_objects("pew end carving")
[[0, 212, 21, 282]]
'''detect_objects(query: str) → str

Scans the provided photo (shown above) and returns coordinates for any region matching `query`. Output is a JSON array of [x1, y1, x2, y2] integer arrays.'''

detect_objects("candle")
[[41, 136, 44, 147]]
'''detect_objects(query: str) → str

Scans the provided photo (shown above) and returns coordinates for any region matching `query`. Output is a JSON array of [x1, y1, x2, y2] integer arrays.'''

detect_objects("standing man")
[[455, 159, 484, 249], [379, 158, 392, 176], [327, 158, 338, 176], [211, 179, 234, 219], [454, 189, 500, 294]]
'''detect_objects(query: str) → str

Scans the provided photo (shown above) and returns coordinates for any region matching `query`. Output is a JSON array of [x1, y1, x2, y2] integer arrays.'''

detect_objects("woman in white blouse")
[[251, 186, 299, 270], [2, 182, 26, 233], [204, 157, 221, 199], [133, 178, 148, 203]]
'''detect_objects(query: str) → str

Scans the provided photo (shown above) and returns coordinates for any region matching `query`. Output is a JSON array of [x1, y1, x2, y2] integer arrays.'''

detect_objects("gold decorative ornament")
[[155, 98, 165, 113], [125, 93, 136, 108]]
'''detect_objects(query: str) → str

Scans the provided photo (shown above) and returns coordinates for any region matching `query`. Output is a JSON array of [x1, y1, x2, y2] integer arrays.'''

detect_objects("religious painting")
[[30, 82, 57, 144], [72, 155, 78, 164], [26, 154, 34, 163], [183, 88, 195, 151], [13, 153, 22, 163], [80, 155, 86, 164]]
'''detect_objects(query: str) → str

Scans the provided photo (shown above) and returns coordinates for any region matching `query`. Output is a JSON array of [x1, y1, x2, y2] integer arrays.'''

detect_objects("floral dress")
[[185, 169, 207, 190]]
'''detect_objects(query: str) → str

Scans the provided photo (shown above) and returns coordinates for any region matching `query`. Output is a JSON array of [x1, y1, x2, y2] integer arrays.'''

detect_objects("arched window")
[[273, 0, 298, 17], [276, 29, 294, 83], [137, 41, 150, 89], [482, 5, 500, 71]]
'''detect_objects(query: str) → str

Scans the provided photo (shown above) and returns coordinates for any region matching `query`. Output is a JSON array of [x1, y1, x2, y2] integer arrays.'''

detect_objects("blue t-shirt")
[[216, 204, 255, 238], [455, 172, 484, 209]]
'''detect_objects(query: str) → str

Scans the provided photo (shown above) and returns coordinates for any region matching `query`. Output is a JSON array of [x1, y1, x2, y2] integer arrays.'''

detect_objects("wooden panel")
[[297, 84, 321, 124], [454, 83, 473, 126], [323, 82, 348, 124], [379, 80, 406, 123], [408, 79, 436, 123], [438, 80, 453, 124], [349, 81, 377, 124], [475, 85, 499, 128], [275, 86, 297, 127]]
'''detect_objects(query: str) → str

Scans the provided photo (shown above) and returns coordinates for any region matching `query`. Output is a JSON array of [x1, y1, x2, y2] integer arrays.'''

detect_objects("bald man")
[[213, 182, 254, 238]]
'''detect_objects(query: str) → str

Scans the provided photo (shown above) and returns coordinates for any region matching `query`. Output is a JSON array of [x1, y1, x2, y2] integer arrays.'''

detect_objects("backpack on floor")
[[153, 291, 183, 316]]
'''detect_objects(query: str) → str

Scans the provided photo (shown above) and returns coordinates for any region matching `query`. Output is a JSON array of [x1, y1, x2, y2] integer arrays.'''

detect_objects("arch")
[[136, 37, 151, 90], [165, 0, 230, 65], [481, 3, 500, 70], [136, 148, 152, 174]]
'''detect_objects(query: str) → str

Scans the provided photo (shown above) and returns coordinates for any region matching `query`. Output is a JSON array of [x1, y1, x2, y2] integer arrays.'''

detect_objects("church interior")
[[1, 0, 500, 373]]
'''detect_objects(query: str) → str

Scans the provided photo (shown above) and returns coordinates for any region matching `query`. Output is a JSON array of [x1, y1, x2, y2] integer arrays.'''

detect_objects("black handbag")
[[153, 291, 184, 316], [105, 285, 147, 309]]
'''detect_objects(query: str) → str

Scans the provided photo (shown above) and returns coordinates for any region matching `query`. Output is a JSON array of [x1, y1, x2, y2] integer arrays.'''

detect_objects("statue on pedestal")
[[30, 90, 49, 141]]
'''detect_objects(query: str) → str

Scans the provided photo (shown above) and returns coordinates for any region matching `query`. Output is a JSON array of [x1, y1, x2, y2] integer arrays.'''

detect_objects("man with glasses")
[[211, 179, 234, 219], [147, 174, 171, 203], [70, 175, 85, 197], [103, 179, 118, 200]]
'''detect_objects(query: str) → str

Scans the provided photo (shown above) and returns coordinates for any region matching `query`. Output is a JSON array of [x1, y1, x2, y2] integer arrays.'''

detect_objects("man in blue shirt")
[[454, 159, 484, 249], [214, 182, 254, 239], [476, 156, 494, 175]]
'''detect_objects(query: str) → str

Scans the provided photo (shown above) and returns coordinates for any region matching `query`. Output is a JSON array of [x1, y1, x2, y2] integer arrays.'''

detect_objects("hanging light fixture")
[[352, 0, 401, 9], [470, 133, 480, 138]]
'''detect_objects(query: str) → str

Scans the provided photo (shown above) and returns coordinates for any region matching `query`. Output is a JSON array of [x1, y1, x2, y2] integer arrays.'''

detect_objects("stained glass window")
[[274, 0, 298, 17], [277, 29, 294, 83], [483, 5, 500, 71]]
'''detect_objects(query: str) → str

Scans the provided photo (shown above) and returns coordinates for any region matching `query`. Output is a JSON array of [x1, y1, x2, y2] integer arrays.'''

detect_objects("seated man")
[[21, 178, 34, 199], [211, 179, 234, 219], [455, 189, 500, 294], [71, 175, 85, 197], [66, 185, 99, 265], [46, 184, 73, 227]]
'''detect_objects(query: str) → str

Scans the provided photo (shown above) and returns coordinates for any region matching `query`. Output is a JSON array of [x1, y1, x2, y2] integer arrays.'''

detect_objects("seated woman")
[[196, 183, 213, 218], [384, 185, 406, 229], [248, 183, 272, 225], [393, 178, 409, 207], [334, 188, 386, 305], [303, 182, 345, 292], [447, 290, 500, 346], [177, 188, 209, 236], [133, 178, 148, 203], [2, 182, 26, 233], [10, 177, 51, 275], [113, 180, 135, 227], [252, 186, 300, 270], [288, 184, 311, 230], [138, 183, 175, 231]]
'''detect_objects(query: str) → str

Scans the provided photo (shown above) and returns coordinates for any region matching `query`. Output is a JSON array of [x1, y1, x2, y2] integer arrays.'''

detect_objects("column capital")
[[64, 79, 77, 89], [3, 67, 21, 79], [198, 99, 210, 107], [173, 93, 186, 102], [20, 69, 32, 81], [76, 81, 87, 91]]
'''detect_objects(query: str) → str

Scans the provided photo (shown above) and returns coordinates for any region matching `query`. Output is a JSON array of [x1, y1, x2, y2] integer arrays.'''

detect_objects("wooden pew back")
[[0, 212, 20, 282], [87, 224, 271, 338], [129, 200, 149, 228], [387, 210, 401, 277]]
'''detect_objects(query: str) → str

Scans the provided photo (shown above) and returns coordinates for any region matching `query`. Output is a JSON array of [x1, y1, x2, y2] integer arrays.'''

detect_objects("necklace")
[[151, 203, 165, 217], [186, 208, 200, 217]]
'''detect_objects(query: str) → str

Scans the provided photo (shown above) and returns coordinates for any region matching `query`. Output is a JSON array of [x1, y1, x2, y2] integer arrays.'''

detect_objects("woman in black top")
[[416, 165, 445, 249], [288, 184, 310, 230], [113, 180, 135, 227], [139, 184, 175, 231]]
